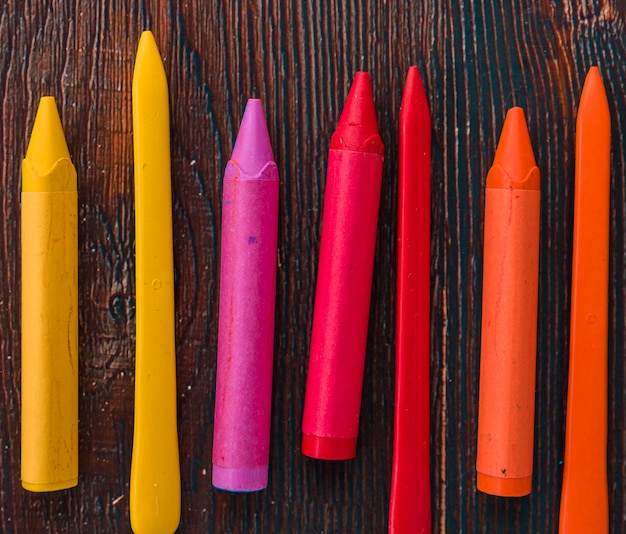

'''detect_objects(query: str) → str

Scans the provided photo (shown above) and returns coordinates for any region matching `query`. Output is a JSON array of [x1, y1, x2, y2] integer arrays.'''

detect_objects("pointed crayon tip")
[[580, 66, 605, 100], [331, 72, 383, 154], [25, 96, 71, 174], [491, 107, 538, 188], [136, 30, 160, 63], [402, 66, 426, 105], [400, 66, 431, 131], [231, 99, 275, 175], [133, 30, 167, 93], [132, 30, 169, 157], [578, 66, 609, 126]]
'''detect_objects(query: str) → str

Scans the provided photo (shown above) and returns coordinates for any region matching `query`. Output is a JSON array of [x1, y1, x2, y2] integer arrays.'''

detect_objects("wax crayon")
[[389, 67, 432, 533], [476, 107, 540, 497], [130, 31, 181, 534], [21, 96, 78, 492], [212, 99, 279, 492], [302, 72, 384, 460], [559, 67, 610, 534]]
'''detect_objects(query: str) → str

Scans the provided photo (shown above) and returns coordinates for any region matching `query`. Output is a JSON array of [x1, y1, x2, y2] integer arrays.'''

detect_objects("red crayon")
[[302, 72, 384, 460], [389, 66, 432, 533]]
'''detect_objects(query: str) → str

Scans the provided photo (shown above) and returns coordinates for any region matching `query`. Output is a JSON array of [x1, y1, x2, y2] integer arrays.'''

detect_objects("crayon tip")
[[136, 30, 161, 66], [578, 66, 609, 127], [580, 66, 605, 102], [230, 99, 275, 175], [133, 31, 167, 96], [331, 72, 383, 154], [400, 66, 431, 131], [402, 66, 426, 106], [24, 96, 71, 175], [132, 29, 169, 175], [490, 107, 539, 189]]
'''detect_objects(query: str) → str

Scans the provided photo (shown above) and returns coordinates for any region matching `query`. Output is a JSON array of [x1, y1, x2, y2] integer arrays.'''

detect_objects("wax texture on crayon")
[[212, 99, 279, 492], [302, 72, 384, 460], [130, 30, 181, 534], [21, 96, 78, 492], [559, 66, 610, 534], [476, 107, 540, 497], [389, 66, 432, 533]]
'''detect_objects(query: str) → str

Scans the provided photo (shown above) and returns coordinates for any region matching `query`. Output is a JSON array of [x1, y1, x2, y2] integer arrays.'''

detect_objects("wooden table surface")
[[1, 1, 624, 532]]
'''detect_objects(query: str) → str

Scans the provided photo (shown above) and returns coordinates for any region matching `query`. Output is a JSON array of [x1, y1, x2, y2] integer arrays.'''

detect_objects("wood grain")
[[0, 0, 624, 532]]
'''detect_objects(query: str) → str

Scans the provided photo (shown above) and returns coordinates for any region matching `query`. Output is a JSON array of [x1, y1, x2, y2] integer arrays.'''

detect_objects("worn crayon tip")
[[133, 31, 167, 103], [577, 66, 610, 128], [135, 31, 161, 68], [331, 72, 384, 154], [401, 66, 426, 109], [25, 96, 71, 174], [400, 66, 431, 133], [580, 66, 606, 105], [231, 99, 275, 175], [490, 107, 539, 190]]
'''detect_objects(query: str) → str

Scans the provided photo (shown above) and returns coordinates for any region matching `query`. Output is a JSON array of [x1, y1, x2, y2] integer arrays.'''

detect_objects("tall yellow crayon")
[[21, 96, 78, 491], [130, 31, 181, 533]]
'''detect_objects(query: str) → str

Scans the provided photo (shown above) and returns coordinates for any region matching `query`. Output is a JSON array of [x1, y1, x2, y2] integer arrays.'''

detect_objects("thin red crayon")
[[302, 72, 384, 460], [389, 66, 432, 533]]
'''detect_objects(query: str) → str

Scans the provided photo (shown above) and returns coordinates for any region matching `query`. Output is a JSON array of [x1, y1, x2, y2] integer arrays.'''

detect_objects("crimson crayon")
[[302, 72, 384, 460], [389, 66, 432, 533]]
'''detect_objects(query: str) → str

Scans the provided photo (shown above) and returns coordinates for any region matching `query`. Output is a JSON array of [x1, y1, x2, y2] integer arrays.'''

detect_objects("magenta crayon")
[[212, 99, 279, 491], [302, 72, 384, 459]]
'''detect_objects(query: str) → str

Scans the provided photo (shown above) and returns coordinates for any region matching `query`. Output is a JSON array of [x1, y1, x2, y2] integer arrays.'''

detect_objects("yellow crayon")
[[129, 31, 181, 533], [21, 96, 78, 492]]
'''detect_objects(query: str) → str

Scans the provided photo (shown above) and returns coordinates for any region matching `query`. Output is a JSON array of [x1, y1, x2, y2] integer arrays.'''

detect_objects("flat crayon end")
[[22, 477, 78, 492], [330, 72, 383, 154], [302, 434, 357, 460], [24, 96, 71, 175], [488, 107, 539, 190], [477, 472, 532, 497], [212, 464, 268, 492], [230, 99, 275, 176]]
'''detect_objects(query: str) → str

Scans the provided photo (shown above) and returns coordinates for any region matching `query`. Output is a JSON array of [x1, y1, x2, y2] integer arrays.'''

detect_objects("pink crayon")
[[212, 99, 279, 491]]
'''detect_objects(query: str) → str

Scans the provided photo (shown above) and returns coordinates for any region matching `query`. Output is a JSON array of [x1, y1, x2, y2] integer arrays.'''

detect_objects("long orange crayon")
[[476, 107, 541, 497], [559, 66, 610, 534]]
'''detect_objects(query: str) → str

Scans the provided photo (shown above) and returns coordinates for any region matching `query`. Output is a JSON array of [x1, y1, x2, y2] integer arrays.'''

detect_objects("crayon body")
[[389, 67, 432, 533], [559, 67, 610, 534], [21, 96, 78, 492], [130, 31, 180, 533], [476, 107, 540, 497], [212, 99, 279, 492], [302, 72, 384, 460]]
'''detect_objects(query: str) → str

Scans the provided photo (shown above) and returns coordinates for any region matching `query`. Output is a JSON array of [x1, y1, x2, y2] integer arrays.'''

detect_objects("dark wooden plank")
[[0, 0, 624, 532]]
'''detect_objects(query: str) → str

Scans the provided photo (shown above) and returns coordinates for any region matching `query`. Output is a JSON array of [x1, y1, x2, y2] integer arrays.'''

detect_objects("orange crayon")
[[476, 107, 541, 497], [559, 67, 610, 533]]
